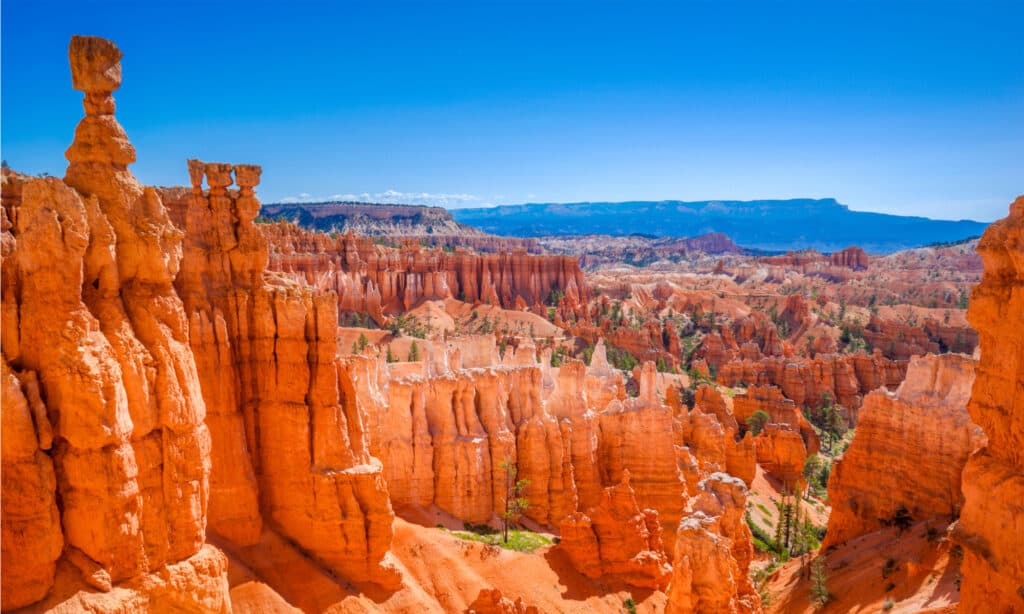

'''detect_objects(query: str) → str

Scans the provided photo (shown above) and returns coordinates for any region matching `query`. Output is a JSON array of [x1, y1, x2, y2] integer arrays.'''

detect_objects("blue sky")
[[3, 1, 1021, 221]]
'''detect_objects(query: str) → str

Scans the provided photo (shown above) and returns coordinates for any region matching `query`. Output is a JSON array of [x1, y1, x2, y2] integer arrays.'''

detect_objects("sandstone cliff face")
[[557, 472, 672, 589], [753, 424, 808, 492], [830, 246, 869, 270], [2, 35, 402, 610], [1, 36, 228, 611], [168, 159, 400, 588], [679, 385, 755, 487], [824, 354, 981, 548], [956, 195, 1024, 612], [668, 474, 761, 614], [360, 341, 686, 535], [732, 385, 820, 455], [256, 221, 589, 323], [718, 350, 907, 423]]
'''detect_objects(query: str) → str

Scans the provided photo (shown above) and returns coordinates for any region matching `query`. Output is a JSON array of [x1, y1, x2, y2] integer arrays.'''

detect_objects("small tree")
[[892, 505, 913, 534], [408, 340, 420, 362], [747, 410, 770, 436], [386, 346, 396, 363], [810, 557, 831, 607], [499, 459, 530, 543], [351, 333, 369, 355]]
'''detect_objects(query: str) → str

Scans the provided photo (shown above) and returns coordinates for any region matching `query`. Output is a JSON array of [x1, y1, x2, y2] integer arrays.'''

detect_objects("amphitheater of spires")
[[1, 34, 1022, 614]]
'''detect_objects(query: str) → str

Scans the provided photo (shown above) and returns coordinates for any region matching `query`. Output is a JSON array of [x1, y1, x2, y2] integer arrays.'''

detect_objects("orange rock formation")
[[2, 35, 399, 610], [955, 195, 1024, 612], [718, 351, 906, 422], [1, 36, 230, 611], [824, 353, 981, 548], [668, 473, 761, 614], [251, 221, 589, 324], [557, 472, 672, 589]]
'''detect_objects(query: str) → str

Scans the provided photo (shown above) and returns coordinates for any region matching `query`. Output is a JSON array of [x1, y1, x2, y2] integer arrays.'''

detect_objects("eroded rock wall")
[[257, 221, 589, 323], [956, 196, 1024, 612], [824, 353, 981, 548], [1, 36, 227, 611], [668, 474, 761, 614]]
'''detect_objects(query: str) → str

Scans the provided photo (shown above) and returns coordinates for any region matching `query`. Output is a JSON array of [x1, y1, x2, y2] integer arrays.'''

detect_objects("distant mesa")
[[450, 198, 989, 253]]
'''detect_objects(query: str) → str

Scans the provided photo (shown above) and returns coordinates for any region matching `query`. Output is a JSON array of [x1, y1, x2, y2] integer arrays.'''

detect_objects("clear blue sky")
[[3, 1, 1021, 221]]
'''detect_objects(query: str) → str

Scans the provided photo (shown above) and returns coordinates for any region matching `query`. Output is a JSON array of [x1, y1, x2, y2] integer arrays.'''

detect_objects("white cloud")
[[277, 189, 484, 209]]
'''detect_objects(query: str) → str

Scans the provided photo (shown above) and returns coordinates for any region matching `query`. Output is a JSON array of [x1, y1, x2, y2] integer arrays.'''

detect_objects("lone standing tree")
[[810, 556, 831, 608], [747, 410, 771, 436], [499, 459, 530, 543]]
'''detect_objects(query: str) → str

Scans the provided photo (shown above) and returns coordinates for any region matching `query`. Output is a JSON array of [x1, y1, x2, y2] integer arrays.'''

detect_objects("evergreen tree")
[[810, 557, 831, 607], [747, 410, 770, 436], [498, 459, 530, 543]]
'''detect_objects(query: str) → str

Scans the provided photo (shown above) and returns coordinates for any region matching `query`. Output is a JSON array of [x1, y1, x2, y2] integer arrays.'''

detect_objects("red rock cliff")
[[254, 221, 589, 323], [1, 36, 230, 611], [824, 353, 981, 548], [1, 35, 401, 611], [955, 195, 1024, 612], [167, 159, 400, 588]]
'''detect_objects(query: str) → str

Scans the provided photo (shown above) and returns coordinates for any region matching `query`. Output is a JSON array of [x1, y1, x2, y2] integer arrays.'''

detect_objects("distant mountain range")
[[450, 198, 988, 253]]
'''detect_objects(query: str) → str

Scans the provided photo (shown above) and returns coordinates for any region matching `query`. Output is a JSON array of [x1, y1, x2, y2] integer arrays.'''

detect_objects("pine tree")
[[499, 459, 530, 543], [810, 557, 831, 607]]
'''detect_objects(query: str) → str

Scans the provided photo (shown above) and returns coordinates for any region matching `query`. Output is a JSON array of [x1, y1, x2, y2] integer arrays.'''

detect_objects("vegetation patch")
[[444, 527, 552, 553]]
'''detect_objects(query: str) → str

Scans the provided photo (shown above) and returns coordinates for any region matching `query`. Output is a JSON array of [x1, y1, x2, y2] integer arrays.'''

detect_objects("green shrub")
[[623, 597, 637, 614]]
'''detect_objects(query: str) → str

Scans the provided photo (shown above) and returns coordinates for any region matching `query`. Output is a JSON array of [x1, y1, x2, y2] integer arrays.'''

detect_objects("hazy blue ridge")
[[449, 199, 988, 253]]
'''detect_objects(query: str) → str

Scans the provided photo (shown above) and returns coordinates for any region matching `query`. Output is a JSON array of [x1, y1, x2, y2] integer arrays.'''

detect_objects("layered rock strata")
[[248, 220, 589, 323], [359, 340, 685, 535], [2, 35, 401, 610], [1, 36, 229, 611], [824, 353, 981, 548], [668, 474, 761, 614], [168, 159, 400, 588], [557, 472, 672, 589], [955, 196, 1024, 612], [718, 350, 906, 422]]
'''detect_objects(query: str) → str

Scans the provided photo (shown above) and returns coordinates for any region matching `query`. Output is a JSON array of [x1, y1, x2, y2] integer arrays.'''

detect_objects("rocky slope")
[[955, 195, 1024, 612]]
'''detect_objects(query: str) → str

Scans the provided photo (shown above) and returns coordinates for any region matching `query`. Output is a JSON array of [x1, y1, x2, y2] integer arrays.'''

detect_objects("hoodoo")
[[824, 353, 981, 548], [1, 35, 231, 612], [955, 195, 1024, 612]]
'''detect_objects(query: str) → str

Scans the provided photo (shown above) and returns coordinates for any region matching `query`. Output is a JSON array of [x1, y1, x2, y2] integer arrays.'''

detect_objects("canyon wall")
[[165, 159, 400, 588], [718, 351, 906, 422], [246, 220, 589, 324], [955, 196, 1024, 612], [668, 473, 760, 614], [823, 353, 981, 548], [557, 472, 672, 589]]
